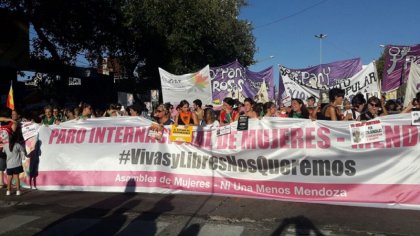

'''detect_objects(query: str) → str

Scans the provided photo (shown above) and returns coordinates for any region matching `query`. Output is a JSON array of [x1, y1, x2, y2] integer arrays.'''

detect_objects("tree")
[[1, 0, 256, 91]]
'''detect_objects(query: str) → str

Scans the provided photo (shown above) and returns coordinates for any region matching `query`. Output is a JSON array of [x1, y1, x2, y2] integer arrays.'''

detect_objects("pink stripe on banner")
[[37, 170, 420, 205]]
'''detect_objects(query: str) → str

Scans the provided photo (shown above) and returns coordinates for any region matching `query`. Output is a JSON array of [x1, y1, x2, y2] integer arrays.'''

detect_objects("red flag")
[[6, 82, 14, 111]]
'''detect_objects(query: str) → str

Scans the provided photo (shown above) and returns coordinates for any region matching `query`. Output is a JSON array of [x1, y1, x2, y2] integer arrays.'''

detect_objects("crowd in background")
[[2, 89, 419, 128]]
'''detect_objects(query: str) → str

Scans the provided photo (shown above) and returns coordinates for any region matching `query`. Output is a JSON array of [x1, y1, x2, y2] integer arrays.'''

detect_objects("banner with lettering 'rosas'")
[[36, 115, 420, 210]]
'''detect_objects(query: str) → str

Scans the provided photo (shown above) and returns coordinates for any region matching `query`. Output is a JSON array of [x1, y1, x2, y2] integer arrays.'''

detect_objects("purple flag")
[[278, 58, 362, 104], [382, 44, 420, 92], [210, 61, 274, 105], [279, 58, 362, 90]]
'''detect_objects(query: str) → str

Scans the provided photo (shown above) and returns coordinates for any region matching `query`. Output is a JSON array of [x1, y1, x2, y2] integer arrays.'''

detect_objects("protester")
[[401, 92, 420, 113], [219, 97, 239, 125], [42, 105, 58, 125], [0, 114, 16, 189], [203, 108, 219, 127], [288, 98, 309, 119], [263, 102, 277, 117], [154, 104, 174, 125], [79, 103, 94, 119], [318, 88, 345, 121], [175, 100, 198, 126], [277, 106, 290, 118], [3, 131, 26, 196], [385, 100, 400, 115], [306, 96, 318, 120], [360, 96, 388, 120], [52, 106, 62, 122], [254, 102, 264, 118], [103, 103, 120, 117], [0, 151, 5, 189], [243, 98, 258, 119], [193, 99, 204, 125], [65, 108, 76, 121], [343, 93, 366, 121]]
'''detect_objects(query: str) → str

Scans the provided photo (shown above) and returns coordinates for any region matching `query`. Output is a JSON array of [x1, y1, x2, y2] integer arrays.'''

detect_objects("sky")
[[22, 0, 420, 84], [239, 0, 420, 74]]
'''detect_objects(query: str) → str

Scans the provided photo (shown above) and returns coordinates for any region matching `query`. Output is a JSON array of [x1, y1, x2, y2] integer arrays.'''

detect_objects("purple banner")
[[210, 61, 274, 105], [278, 58, 362, 105], [279, 58, 362, 90], [382, 44, 420, 92]]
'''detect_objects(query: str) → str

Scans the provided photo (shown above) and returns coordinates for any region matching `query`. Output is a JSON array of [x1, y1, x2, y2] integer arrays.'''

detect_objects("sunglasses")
[[369, 103, 381, 108]]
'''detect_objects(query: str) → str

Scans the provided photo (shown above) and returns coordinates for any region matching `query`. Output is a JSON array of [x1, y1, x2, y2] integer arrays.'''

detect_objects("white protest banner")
[[159, 65, 212, 105], [279, 62, 380, 103], [404, 62, 420, 108], [21, 122, 40, 140], [216, 125, 231, 136], [412, 111, 420, 125], [331, 62, 380, 100], [36, 115, 420, 210], [278, 71, 319, 105], [349, 120, 385, 145]]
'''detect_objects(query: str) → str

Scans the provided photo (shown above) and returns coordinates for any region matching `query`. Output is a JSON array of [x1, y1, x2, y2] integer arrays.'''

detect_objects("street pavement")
[[0, 188, 419, 235]]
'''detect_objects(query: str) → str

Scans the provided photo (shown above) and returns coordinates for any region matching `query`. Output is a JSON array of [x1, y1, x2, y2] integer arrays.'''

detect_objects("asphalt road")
[[0, 188, 418, 235]]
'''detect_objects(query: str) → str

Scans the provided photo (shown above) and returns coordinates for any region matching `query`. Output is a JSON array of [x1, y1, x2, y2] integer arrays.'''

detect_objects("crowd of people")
[[2, 89, 420, 128]]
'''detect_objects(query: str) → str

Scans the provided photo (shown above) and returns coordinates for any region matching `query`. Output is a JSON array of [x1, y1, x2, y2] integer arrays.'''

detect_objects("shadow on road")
[[271, 215, 324, 236], [36, 178, 139, 235], [179, 223, 201, 236], [117, 194, 175, 235]]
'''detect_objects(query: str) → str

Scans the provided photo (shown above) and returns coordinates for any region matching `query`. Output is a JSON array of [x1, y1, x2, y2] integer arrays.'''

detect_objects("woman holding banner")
[[263, 102, 277, 117], [401, 92, 420, 113], [288, 98, 309, 119], [154, 104, 174, 125], [175, 100, 198, 126], [360, 96, 388, 121], [243, 98, 258, 119], [319, 88, 345, 121], [219, 97, 239, 125]]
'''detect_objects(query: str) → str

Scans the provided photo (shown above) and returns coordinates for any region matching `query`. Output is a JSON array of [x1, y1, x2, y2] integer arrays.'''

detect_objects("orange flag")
[[6, 82, 14, 111]]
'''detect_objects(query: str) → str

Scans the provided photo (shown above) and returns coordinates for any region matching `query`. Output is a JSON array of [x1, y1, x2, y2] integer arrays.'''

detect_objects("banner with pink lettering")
[[36, 115, 420, 210]]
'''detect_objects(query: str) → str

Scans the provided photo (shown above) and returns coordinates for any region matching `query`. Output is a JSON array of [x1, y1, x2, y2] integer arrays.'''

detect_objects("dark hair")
[[164, 102, 173, 110], [128, 104, 142, 115], [289, 98, 309, 119], [367, 96, 380, 105], [351, 93, 366, 107], [193, 99, 202, 107], [223, 97, 235, 107], [9, 132, 18, 152], [244, 97, 255, 106], [263, 101, 275, 114], [253, 102, 264, 116], [416, 92, 420, 102], [179, 100, 190, 107], [329, 88, 345, 102], [307, 96, 316, 102], [204, 108, 217, 123]]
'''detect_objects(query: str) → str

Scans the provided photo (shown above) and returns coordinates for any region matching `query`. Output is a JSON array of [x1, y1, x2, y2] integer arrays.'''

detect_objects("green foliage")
[[1, 0, 256, 89]]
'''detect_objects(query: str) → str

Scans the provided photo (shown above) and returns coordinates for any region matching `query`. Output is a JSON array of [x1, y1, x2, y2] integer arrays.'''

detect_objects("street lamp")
[[314, 34, 327, 66]]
